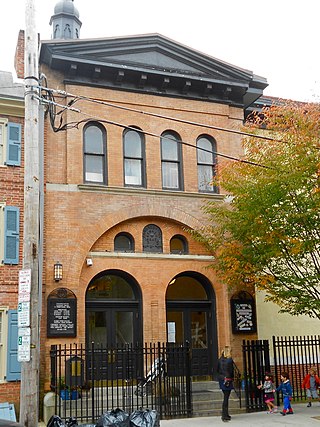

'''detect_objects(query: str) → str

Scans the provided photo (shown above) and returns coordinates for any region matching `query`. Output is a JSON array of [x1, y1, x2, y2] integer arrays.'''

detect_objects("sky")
[[1, 0, 319, 102]]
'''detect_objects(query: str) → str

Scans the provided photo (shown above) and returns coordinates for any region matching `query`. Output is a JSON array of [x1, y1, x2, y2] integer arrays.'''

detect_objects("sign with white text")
[[18, 327, 31, 362]]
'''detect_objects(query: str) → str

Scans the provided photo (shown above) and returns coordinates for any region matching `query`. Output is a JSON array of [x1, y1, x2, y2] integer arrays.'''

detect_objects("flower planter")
[[60, 390, 70, 400]]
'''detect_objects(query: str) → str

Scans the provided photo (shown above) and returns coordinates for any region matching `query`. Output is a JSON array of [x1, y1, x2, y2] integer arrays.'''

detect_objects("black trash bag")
[[47, 415, 66, 427], [96, 408, 130, 427], [129, 409, 160, 427], [47, 415, 78, 427], [66, 417, 78, 426]]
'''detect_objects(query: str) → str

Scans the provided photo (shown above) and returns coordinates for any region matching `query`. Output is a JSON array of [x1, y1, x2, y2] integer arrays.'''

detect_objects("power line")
[[38, 85, 280, 143], [37, 92, 272, 169]]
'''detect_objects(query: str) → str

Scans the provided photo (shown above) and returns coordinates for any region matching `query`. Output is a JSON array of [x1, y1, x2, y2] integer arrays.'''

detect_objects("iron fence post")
[[185, 341, 192, 417]]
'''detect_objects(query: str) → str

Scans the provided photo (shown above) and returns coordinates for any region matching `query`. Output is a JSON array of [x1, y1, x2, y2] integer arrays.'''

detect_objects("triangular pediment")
[[41, 34, 254, 85], [40, 33, 267, 108]]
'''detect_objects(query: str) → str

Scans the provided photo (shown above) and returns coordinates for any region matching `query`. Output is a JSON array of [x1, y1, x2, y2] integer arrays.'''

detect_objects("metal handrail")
[[233, 361, 242, 408]]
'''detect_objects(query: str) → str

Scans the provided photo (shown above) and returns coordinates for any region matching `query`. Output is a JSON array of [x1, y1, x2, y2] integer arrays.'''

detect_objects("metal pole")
[[20, 0, 41, 425]]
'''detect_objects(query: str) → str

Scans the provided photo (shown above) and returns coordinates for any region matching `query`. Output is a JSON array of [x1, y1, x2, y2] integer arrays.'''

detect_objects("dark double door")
[[86, 304, 141, 380], [166, 302, 214, 377]]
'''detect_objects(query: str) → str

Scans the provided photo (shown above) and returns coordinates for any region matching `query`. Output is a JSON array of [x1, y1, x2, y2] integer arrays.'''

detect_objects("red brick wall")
[[0, 113, 25, 409], [39, 66, 252, 392]]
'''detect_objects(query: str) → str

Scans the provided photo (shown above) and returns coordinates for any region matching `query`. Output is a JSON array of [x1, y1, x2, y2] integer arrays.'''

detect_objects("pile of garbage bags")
[[47, 408, 160, 427]]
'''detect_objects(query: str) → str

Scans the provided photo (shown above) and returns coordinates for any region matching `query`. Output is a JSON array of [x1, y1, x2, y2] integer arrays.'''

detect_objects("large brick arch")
[[68, 201, 205, 281]]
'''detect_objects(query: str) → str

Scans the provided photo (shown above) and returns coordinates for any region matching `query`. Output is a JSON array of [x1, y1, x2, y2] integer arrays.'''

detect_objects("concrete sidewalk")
[[38, 402, 320, 426], [160, 403, 320, 426]]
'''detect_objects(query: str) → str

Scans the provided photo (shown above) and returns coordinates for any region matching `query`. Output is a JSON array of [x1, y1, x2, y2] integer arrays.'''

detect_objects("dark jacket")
[[217, 356, 234, 390], [276, 380, 292, 397]]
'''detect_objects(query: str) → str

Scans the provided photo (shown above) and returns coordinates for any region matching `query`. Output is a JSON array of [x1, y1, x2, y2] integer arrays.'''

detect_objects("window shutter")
[[4, 206, 20, 265], [6, 122, 21, 166], [6, 310, 21, 381]]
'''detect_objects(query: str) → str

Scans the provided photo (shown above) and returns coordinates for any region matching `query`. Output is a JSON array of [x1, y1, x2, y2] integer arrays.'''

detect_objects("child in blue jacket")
[[276, 372, 293, 415]]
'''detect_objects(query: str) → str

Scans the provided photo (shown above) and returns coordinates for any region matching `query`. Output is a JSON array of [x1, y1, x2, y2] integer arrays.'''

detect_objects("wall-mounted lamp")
[[86, 258, 93, 266], [54, 262, 63, 282]]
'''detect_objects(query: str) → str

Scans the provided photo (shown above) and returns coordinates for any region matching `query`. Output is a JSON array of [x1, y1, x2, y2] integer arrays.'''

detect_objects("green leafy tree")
[[196, 102, 320, 319]]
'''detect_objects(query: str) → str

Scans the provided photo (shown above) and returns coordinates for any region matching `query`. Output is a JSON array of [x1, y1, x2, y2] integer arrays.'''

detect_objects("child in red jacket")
[[302, 367, 320, 407]]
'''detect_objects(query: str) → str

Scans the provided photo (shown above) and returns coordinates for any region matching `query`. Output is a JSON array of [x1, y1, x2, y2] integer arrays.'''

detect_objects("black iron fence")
[[242, 335, 320, 412], [50, 342, 192, 424], [242, 339, 270, 412], [273, 335, 320, 402]]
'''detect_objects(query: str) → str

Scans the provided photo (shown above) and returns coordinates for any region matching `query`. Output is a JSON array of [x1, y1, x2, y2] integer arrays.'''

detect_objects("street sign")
[[18, 327, 31, 362], [18, 302, 30, 327], [18, 269, 31, 302]]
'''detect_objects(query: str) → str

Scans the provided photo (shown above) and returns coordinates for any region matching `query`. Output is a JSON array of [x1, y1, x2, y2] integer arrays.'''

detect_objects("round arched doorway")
[[166, 272, 217, 377], [85, 270, 142, 379]]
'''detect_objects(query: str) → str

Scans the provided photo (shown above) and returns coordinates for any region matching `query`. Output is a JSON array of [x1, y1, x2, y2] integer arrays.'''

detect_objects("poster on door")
[[167, 322, 176, 343]]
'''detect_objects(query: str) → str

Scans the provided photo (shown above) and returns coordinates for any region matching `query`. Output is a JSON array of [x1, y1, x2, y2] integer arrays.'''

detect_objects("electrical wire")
[[37, 93, 272, 169], [37, 85, 281, 143]]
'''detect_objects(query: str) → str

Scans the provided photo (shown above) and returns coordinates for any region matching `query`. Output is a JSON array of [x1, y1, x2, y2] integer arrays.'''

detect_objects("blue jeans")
[[283, 396, 292, 412]]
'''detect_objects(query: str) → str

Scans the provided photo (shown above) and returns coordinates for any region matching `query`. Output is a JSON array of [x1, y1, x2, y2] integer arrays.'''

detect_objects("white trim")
[[0, 307, 8, 383], [88, 251, 214, 261], [0, 118, 8, 166], [0, 203, 5, 264]]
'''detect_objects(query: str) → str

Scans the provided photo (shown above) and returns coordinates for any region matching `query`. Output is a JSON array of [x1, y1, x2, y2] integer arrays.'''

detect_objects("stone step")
[[56, 381, 244, 420]]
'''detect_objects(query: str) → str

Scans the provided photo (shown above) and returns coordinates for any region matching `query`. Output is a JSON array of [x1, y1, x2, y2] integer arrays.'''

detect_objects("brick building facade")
[[10, 1, 268, 410], [35, 30, 267, 395], [0, 71, 24, 407]]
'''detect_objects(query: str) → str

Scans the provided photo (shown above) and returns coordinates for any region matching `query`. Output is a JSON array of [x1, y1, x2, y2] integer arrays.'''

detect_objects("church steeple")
[[50, 0, 82, 40]]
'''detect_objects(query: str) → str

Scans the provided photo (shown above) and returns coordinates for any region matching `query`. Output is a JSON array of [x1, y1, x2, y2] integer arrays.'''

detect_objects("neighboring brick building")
[[0, 71, 24, 406]]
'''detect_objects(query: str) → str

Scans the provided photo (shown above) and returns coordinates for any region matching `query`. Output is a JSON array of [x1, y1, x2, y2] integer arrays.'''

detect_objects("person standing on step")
[[302, 367, 320, 407], [217, 346, 234, 422]]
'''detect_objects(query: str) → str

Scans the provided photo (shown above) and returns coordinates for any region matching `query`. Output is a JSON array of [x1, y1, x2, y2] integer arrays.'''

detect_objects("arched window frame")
[[123, 128, 146, 187], [83, 122, 107, 184], [114, 232, 135, 252], [142, 224, 163, 253], [160, 131, 183, 190], [196, 135, 218, 193], [170, 234, 188, 254]]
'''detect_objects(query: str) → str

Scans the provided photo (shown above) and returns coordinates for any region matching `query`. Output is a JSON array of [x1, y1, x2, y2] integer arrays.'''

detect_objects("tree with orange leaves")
[[195, 102, 320, 319]]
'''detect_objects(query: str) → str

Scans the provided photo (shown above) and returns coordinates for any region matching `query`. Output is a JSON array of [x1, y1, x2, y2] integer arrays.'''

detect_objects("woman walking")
[[217, 346, 234, 422]]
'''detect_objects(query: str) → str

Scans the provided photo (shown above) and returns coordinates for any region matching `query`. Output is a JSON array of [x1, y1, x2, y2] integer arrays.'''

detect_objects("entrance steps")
[[55, 381, 245, 421], [191, 381, 245, 417]]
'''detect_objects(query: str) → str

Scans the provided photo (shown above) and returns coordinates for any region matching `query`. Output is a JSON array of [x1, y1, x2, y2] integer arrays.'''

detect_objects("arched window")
[[54, 24, 60, 38], [170, 235, 188, 254], [64, 24, 71, 39], [197, 135, 218, 193], [161, 131, 183, 190], [142, 224, 163, 253], [123, 128, 145, 187], [114, 232, 134, 252], [83, 123, 106, 184]]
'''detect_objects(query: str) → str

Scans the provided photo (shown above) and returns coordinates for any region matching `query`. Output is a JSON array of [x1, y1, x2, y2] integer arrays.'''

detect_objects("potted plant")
[[70, 385, 81, 400], [58, 377, 70, 400]]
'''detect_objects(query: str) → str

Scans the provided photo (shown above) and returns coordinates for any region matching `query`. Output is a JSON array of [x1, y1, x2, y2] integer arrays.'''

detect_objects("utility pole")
[[20, 0, 41, 425]]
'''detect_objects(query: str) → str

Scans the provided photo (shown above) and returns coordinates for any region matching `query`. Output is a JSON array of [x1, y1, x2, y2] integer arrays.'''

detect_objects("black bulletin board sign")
[[47, 288, 77, 337], [231, 298, 256, 334]]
